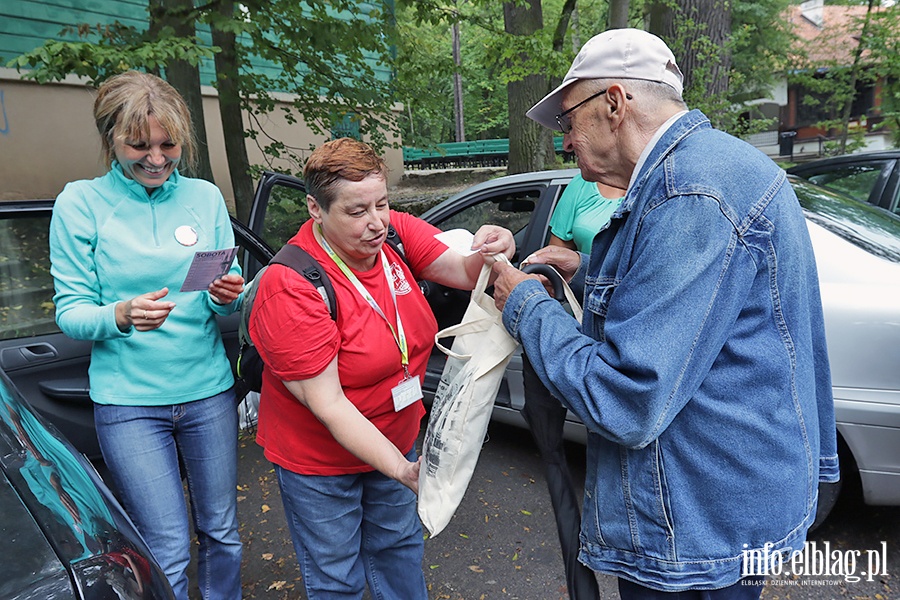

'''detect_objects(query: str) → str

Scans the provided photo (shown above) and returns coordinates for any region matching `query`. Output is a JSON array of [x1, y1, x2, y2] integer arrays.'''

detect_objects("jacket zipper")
[[150, 197, 160, 247]]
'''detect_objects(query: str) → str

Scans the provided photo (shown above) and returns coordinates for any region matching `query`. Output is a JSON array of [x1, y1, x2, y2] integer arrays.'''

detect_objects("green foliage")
[[8, 1, 401, 175], [653, 0, 793, 136], [396, 0, 800, 144], [863, 5, 900, 147], [7, 21, 217, 87], [204, 1, 400, 172], [395, 0, 610, 148]]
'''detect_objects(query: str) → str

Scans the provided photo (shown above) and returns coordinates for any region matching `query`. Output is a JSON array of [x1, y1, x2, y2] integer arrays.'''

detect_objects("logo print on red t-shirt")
[[391, 262, 412, 295]]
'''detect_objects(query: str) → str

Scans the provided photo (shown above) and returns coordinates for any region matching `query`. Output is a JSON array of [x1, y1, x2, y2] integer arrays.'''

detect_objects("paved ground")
[[228, 423, 595, 600], [192, 420, 900, 600]]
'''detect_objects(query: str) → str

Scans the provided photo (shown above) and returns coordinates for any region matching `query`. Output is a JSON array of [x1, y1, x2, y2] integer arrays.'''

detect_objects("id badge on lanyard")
[[392, 373, 422, 412]]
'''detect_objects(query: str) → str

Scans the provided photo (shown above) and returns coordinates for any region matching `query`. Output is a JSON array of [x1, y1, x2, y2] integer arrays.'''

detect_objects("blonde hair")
[[93, 71, 196, 171]]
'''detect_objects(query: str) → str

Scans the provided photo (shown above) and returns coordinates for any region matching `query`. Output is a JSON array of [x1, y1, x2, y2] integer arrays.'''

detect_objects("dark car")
[[787, 150, 900, 215], [0, 366, 174, 598]]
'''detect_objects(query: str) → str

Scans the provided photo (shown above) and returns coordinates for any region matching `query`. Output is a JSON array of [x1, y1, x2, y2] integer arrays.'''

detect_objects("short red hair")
[[303, 138, 389, 211]]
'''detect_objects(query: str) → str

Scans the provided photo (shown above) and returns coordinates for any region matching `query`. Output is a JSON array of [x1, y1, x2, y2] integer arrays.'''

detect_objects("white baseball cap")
[[526, 28, 684, 130]]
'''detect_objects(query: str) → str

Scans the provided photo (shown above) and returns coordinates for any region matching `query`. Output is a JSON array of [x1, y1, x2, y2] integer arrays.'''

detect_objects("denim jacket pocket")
[[584, 278, 618, 343]]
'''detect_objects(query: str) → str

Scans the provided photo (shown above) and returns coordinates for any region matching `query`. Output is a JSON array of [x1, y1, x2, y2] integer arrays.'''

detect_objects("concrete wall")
[[0, 68, 403, 205]]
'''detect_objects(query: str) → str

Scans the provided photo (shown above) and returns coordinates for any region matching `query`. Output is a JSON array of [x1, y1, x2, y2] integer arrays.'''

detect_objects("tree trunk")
[[649, 0, 731, 98], [608, 0, 630, 30], [646, 1, 669, 38], [504, 0, 554, 174], [210, 0, 255, 223], [148, 0, 215, 182], [452, 20, 465, 142]]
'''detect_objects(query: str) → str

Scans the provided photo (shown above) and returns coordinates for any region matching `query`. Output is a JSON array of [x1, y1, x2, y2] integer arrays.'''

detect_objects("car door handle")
[[38, 377, 91, 403], [0, 343, 60, 370]]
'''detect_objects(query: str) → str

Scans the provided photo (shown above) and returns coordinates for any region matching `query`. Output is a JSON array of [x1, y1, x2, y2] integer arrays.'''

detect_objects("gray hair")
[[586, 78, 688, 111]]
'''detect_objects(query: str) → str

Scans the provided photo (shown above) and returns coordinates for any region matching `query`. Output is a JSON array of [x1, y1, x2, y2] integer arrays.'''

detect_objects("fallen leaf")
[[261, 553, 274, 561], [267, 581, 287, 591], [469, 565, 484, 573], [459, 533, 469, 539], [520, 509, 532, 516], [261, 504, 271, 513]]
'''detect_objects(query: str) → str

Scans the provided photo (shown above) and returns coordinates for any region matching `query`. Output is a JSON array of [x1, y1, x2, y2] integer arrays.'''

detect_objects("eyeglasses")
[[554, 88, 633, 134]]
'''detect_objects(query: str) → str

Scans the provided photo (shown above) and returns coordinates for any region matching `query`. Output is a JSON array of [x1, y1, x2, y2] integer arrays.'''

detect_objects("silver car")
[[419, 169, 900, 526]]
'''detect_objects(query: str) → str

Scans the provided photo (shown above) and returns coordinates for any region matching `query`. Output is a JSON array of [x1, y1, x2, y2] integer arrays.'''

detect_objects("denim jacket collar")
[[616, 109, 710, 218]]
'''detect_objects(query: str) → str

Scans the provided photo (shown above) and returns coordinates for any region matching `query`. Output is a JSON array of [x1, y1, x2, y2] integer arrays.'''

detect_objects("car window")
[[430, 189, 539, 255], [792, 177, 900, 262], [259, 183, 309, 250], [0, 214, 57, 340], [803, 162, 890, 204], [890, 180, 900, 216]]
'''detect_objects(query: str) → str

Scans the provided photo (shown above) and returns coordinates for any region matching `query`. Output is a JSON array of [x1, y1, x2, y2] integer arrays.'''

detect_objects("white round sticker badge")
[[175, 225, 198, 246]]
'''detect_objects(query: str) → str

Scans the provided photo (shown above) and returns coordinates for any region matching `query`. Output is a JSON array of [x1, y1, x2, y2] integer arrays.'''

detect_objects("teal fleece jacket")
[[49, 163, 242, 405]]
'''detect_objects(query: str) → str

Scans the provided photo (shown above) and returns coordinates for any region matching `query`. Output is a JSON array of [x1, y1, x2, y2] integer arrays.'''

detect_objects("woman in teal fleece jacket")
[[49, 71, 244, 600]]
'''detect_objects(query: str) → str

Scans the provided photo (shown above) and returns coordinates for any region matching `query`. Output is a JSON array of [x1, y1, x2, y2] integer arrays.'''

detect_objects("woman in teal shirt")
[[49, 71, 244, 600], [548, 173, 624, 253]]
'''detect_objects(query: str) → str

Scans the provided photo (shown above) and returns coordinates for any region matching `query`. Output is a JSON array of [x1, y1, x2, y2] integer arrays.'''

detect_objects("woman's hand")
[[116, 289, 176, 332], [209, 273, 245, 305], [394, 454, 422, 494], [492, 244, 583, 312], [472, 225, 516, 264]]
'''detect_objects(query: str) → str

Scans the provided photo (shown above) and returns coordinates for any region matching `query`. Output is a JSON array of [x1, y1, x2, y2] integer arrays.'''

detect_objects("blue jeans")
[[618, 577, 765, 599], [276, 447, 427, 600], [94, 390, 242, 600]]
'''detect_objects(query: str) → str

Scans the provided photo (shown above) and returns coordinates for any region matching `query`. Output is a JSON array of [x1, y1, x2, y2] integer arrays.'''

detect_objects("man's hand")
[[521, 245, 581, 282], [492, 244, 583, 312], [492, 261, 539, 312]]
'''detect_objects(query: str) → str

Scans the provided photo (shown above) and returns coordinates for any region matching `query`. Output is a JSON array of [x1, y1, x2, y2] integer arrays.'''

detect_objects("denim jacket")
[[502, 110, 839, 591]]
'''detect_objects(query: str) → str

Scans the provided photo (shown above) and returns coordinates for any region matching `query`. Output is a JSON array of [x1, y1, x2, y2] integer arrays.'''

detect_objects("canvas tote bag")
[[418, 259, 582, 537]]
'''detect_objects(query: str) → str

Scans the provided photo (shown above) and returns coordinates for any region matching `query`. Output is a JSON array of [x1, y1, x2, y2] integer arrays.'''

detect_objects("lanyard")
[[314, 224, 410, 373]]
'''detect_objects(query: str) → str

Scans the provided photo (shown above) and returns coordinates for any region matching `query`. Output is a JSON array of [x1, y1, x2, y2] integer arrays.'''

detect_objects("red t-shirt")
[[250, 211, 448, 475]]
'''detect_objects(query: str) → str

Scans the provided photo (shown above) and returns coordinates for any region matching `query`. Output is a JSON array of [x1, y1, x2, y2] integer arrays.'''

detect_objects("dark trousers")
[[618, 578, 765, 600], [521, 354, 599, 599]]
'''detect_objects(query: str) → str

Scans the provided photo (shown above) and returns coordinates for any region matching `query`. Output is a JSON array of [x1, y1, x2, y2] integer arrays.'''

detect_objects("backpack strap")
[[384, 224, 406, 264], [270, 244, 338, 321]]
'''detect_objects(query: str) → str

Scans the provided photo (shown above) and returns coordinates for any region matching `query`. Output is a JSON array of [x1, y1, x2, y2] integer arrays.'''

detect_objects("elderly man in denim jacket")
[[492, 28, 839, 599]]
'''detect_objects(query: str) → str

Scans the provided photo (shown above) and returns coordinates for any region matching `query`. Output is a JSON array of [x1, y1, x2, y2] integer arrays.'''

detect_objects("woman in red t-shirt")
[[250, 138, 515, 600]]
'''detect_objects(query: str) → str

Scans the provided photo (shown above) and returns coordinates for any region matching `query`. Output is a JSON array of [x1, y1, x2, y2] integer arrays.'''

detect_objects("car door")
[[418, 173, 573, 423], [0, 191, 276, 466], [0, 200, 100, 460]]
